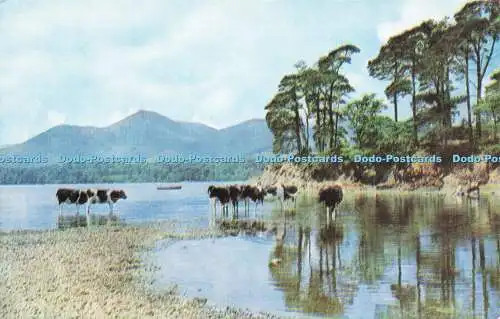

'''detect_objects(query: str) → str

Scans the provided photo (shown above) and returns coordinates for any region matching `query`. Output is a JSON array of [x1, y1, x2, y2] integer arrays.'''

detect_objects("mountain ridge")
[[1, 110, 273, 161]]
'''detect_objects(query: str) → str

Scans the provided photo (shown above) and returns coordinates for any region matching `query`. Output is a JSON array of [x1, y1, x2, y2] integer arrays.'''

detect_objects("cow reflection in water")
[[267, 222, 357, 316], [264, 193, 500, 318]]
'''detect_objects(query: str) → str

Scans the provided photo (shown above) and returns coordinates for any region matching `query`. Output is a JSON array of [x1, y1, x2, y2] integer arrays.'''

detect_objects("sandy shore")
[[0, 223, 282, 319]]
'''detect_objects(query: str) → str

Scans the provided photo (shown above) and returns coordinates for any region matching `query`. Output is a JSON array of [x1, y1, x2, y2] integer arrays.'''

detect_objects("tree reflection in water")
[[266, 193, 500, 318]]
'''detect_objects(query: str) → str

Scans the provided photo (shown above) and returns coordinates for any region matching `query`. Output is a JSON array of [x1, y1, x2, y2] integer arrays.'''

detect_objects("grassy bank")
[[0, 223, 281, 319]]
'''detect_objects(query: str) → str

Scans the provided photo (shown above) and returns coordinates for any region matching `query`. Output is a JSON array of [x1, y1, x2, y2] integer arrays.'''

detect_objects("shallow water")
[[152, 194, 500, 319], [2, 184, 500, 318], [0, 181, 257, 230], [151, 236, 318, 318]]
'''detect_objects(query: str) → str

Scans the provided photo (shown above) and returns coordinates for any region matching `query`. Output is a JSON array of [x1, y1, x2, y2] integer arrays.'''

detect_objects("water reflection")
[[56, 213, 123, 229], [266, 194, 500, 318]]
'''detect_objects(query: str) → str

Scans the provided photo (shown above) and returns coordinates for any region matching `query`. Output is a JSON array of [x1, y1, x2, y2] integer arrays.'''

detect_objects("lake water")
[[1, 183, 500, 318], [0, 182, 252, 230]]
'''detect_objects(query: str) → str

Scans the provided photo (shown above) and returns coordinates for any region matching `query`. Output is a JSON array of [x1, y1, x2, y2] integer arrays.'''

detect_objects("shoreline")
[[0, 222, 282, 319]]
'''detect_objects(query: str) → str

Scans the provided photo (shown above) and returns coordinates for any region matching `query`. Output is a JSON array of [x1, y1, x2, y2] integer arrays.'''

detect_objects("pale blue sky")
[[0, 0, 495, 145]]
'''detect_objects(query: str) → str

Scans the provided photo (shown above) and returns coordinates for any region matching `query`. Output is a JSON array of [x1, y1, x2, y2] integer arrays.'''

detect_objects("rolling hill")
[[1, 110, 273, 162]]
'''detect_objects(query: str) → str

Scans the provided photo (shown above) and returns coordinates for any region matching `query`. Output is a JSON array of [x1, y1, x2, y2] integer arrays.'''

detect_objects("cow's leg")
[[86, 204, 91, 227], [326, 206, 330, 226], [210, 198, 215, 217], [75, 204, 79, 227], [59, 204, 63, 216], [211, 199, 214, 218]]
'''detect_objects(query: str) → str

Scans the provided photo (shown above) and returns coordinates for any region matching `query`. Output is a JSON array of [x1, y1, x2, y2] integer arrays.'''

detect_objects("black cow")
[[267, 184, 298, 211], [228, 185, 242, 217], [318, 184, 343, 224], [240, 185, 266, 217], [208, 185, 231, 217]]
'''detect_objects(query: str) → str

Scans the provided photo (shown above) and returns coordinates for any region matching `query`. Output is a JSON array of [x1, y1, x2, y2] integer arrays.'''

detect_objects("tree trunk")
[[305, 113, 310, 154], [322, 107, 328, 152], [411, 59, 418, 146], [393, 58, 399, 122], [327, 84, 335, 151], [315, 95, 322, 152], [493, 114, 498, 144], [294, 105, 302, 154], [465, 50, 473, 146], [393, 92, 398, 122], [328, 107, 334, 151], [333, 103, 340, 151], [475, 43, 482, 140]]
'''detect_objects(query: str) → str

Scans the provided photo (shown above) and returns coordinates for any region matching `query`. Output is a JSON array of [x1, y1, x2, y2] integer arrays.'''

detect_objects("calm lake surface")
[[0, 182, 235, 230], [1, 183, 500, 318]]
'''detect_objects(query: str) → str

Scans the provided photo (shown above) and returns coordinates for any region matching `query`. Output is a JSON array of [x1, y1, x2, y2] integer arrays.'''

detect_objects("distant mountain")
[[1, 110, 273, 162]]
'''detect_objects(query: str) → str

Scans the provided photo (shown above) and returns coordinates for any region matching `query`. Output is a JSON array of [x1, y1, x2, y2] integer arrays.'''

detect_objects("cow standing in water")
[[318, 184, 343, 225], [86, 189, 127, 216], [266, 184, 299, 211], [208, 185, 231, 218], [228, 185, 242, 217], [56, 188, 90, 216], [240, 185, 267, 217]]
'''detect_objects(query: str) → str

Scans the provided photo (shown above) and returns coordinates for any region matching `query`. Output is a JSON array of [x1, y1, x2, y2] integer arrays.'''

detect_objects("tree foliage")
[[264, 0, 499, 159]]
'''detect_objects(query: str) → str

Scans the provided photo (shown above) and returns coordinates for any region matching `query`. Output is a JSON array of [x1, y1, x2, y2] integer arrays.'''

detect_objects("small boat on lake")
[[157, 185, 182, 190]]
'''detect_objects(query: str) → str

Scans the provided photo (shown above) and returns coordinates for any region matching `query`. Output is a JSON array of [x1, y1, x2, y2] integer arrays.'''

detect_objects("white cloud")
[[377, 0, 468, 43], [0, 0, 465, 144]]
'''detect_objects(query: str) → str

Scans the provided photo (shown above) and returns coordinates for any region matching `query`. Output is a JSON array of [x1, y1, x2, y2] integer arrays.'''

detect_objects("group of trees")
[[265, 0, 499, 157]]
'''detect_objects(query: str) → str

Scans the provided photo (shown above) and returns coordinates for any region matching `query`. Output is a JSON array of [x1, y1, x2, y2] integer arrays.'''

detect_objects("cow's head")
[[86, 189, 95, 198], [208, 185, 215, 195], [117, 189, 127, 199], [265, 186, 277, 196]]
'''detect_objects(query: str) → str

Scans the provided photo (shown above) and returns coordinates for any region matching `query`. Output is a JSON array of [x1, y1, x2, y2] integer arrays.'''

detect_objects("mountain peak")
[[128, 109, 169, 120], [112, 109, 176, 127], [1, 109, 272, 157], [134, 109, 161, 116]]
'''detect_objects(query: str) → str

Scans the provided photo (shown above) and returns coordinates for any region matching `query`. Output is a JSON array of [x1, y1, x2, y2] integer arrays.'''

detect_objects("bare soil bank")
[[0, 224, 281, 319], [256, 161, 500, 194]]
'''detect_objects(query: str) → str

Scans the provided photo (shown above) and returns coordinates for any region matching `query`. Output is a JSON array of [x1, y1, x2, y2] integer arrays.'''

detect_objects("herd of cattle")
[[55, 183, 344, 224], [207, 184, 298, 217], [207, 183, 344, 223], [56, 188, 127, 215]]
